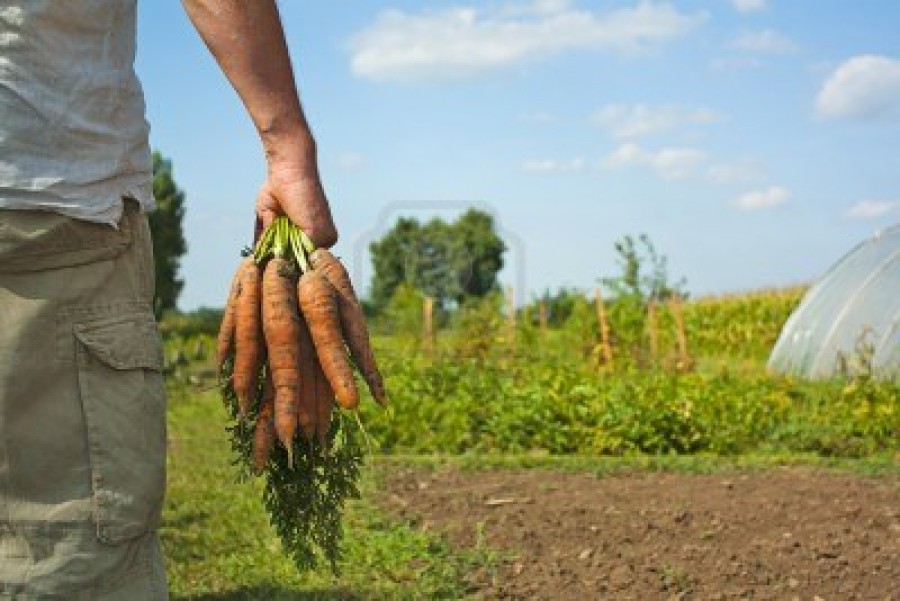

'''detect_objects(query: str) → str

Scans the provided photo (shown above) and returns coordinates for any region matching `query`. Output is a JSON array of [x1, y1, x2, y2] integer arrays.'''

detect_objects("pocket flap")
[[74, 313, 163, 372], [73, 310, 167, 544]]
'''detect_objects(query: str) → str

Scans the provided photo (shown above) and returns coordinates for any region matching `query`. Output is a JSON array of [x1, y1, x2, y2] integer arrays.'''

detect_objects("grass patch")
[[163, 384, 488, 600]]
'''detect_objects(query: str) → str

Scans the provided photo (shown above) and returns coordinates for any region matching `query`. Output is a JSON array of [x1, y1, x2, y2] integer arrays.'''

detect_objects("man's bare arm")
[[181, 0, 337, 247]]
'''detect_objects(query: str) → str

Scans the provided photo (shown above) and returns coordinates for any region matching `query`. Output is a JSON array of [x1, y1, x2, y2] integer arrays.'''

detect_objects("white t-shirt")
[[0, 1, 154, 226]]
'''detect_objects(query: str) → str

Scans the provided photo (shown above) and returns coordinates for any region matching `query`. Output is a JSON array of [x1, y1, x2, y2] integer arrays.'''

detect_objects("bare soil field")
[[383, 467, 900, 600]]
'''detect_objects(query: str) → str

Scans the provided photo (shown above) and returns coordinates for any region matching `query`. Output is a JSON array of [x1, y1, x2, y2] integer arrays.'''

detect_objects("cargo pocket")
[[74, 312, 166, 545]]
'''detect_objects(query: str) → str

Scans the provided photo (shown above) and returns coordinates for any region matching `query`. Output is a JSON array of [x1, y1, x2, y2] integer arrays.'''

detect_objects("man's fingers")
[[254, 177, 338, 249], [255, 185, 279, 229]]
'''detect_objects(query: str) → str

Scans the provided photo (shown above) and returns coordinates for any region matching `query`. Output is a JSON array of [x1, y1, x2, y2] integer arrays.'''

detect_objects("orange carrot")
[[296, 314, 317, 441], [313, 352, 334, 448], [216, 261, 242, 373], [252, 376, 275, 475], [261, 257, 302, 462], [310, 249, 387, 405], [297, 271, 359, 409], [233, 258, 264, 416]]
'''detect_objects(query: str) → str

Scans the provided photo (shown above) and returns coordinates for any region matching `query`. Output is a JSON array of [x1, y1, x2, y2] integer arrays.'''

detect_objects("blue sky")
[[136, 1, 900, 309]]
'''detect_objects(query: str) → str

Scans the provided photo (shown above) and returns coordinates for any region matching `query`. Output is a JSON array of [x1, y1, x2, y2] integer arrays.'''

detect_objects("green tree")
[[416, 218, 460, 304], [369, 209, 506, 311], [149, 151, 187, 318], [453, 209, 506, 300]]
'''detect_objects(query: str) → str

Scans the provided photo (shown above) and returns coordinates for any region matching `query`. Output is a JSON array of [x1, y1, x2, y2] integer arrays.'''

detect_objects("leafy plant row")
[[360, 356, 898, 458]]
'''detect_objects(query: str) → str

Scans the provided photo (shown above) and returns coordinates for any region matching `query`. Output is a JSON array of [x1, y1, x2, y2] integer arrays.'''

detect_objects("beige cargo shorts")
[[0, 202, 168, 600]]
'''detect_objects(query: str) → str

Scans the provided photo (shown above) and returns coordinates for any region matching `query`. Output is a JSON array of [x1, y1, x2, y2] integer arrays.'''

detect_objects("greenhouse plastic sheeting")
[[768, 223, 900, 381]]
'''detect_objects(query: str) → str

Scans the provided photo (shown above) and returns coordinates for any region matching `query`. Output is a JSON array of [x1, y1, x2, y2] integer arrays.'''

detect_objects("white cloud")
[[731, 29, 797, 54], [706, 158, 765, 184], [816, 54, 900, 120], [604, 142, 706, 180], [732, 0, 768, 13], [592, 103, 721, 139], [603, 142, 766, 185], [522, 157, 587, 173], [734, 186, 791, 210], [349, 1, 707, 82], [845, 200, 898, 219]]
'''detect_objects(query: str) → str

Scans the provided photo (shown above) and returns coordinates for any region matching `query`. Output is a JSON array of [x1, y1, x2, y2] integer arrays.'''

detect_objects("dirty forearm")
[[181, 0, 316, 167]]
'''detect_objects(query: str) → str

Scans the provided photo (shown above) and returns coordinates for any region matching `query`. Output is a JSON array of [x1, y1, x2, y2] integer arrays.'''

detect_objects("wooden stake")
[[595, 288, 613, 363], [423, 296, 435, 358], [669, 293, 691, 371]]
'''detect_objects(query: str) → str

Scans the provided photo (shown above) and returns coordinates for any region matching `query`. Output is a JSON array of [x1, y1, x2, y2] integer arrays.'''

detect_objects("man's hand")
[[256, 160, 337, 248], [181, 0, 338, 247]]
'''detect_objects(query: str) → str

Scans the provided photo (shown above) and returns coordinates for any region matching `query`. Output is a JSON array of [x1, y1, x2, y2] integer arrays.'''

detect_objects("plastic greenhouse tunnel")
[[768, 223, 900, 381]]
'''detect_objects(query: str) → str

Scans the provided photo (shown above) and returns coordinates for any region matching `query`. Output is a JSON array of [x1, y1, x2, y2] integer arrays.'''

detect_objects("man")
[[0, 1, 334, 598]]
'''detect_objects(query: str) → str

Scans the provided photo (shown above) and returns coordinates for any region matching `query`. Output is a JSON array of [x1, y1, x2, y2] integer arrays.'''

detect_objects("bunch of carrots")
[[217, 216, 385, 471]]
